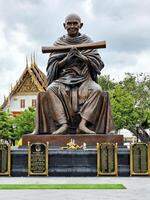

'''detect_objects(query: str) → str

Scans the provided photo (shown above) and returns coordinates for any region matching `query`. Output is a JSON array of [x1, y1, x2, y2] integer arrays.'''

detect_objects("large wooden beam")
[[42, 40, 106, 53]]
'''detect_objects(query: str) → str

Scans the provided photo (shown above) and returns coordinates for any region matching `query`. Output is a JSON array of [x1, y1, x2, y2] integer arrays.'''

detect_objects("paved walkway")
[[0, 177, 150, 200]]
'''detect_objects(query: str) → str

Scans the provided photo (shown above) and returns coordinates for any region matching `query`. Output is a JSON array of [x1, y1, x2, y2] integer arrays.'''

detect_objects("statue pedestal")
[[11, 134, 130, 177], [11, 145, 129, 177], [22, 134, 124, 146]]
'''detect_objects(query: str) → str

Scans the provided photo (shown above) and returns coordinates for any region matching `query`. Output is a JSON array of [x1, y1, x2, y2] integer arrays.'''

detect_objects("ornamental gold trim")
[[0, 144, 11, 176], [28, 142, 49, 176], [61, 139, 84, 150], [97, 143, 118, 176], [130, 143, 149, 176]]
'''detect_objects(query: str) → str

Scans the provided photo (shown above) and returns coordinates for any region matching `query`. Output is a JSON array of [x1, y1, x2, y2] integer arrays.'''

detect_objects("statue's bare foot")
[[52, 124, 68, 135], [78, 120, 95, 134], [28, 129, 38, 135]]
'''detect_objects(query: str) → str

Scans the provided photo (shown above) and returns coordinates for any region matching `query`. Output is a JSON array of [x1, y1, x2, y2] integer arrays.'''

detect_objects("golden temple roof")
[[1, 57, 47, 109]]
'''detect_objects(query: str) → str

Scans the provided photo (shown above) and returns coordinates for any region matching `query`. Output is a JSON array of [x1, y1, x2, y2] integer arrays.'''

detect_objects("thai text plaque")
[[130, 143, 150, 176], [97, 143, 118, 176], [0, 143, 11, 176], [28, 142, 49, 176]]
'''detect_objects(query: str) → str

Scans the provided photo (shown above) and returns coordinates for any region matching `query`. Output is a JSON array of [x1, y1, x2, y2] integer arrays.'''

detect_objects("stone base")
[[22, 134, 124, 146], [11, 146, 129, 177]]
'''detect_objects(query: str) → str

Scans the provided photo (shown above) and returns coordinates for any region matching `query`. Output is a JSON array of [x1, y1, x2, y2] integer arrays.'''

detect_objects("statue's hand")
[[65, 49, 75, 62], [73, 49, 88, 63], [58, 48, 89, 67], [58, 49, 75, 67], [64, 47, 79, 62], [68, 47, 78, 57]]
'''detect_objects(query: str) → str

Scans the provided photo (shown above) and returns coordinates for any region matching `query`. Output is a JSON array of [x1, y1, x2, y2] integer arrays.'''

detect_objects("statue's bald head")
[[64, 14, 83, 37], [65, 14, 81, 23]]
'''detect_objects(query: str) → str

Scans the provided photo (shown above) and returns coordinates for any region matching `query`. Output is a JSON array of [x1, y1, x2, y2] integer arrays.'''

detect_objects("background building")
[[1, 57, 47, 116]]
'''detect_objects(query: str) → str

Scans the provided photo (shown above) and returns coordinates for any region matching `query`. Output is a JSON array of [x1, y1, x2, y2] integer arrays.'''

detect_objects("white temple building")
[[1, 57, 47, 116]]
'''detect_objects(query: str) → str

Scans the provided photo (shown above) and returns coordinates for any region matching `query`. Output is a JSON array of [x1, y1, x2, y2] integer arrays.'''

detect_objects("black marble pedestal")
[[10, 146, 130, 177]]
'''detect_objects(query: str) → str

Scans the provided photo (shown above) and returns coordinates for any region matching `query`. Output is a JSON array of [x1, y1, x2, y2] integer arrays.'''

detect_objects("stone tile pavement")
[[0, 177, 149, 200]]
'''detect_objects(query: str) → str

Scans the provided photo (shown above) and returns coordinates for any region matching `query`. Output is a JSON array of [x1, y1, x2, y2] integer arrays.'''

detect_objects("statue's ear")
[[63, 23, 66, 29], [80, 23, 83, 29]]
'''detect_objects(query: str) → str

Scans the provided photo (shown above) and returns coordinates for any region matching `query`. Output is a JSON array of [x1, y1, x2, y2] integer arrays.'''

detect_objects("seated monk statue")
[[34, 14, 114, 135]]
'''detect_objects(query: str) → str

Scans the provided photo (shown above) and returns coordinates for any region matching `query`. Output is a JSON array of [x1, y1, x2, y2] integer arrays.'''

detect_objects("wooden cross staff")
[[41, 41, 106, 53]]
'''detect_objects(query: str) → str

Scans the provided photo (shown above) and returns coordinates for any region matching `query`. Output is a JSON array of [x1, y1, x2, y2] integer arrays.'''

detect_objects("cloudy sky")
[[0, 0, 150, 104]]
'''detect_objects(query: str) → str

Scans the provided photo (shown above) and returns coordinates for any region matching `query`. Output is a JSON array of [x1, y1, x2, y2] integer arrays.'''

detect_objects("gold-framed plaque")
[[97, 143, 118, 176], [130, 143, 150, 176], [28, 142, 49, 176], [0, 143, 11, 176]]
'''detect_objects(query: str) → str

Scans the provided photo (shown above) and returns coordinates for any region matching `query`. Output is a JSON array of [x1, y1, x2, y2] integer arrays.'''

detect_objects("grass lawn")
[[0, 184, 126, 189]]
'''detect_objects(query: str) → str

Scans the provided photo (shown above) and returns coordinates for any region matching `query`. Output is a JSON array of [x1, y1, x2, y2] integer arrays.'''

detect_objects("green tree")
[[0, 109, 14, 143], [98, 75, 116, 91], [110, 85, 139, 131], [12, 107, 36, 140], [99, 73, 150, 132], [121, 73, 150, 128]]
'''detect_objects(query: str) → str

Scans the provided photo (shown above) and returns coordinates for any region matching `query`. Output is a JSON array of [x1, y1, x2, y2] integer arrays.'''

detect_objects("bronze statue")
[[35, 14, 114, 135]]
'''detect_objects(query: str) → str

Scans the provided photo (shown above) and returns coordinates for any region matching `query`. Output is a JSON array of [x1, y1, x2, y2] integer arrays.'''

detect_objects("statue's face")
[[64, 18, 81, 37]]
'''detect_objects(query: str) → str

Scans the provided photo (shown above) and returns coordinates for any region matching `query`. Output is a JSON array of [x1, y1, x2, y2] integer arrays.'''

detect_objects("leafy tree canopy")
[[12, 107, 35, 140], [99, 73, 150, 131], [0, 109, 14, 142]]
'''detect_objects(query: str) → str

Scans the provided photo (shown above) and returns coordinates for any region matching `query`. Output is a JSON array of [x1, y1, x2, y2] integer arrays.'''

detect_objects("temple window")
[[20, 99, 25, 108], [32, 99, 36, 107]]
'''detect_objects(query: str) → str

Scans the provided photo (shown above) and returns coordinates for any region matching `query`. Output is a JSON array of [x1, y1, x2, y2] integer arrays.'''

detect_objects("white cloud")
[[102, 49, 150, 80], [0, 21, 7, 58], [0, 0, 150, 104]]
